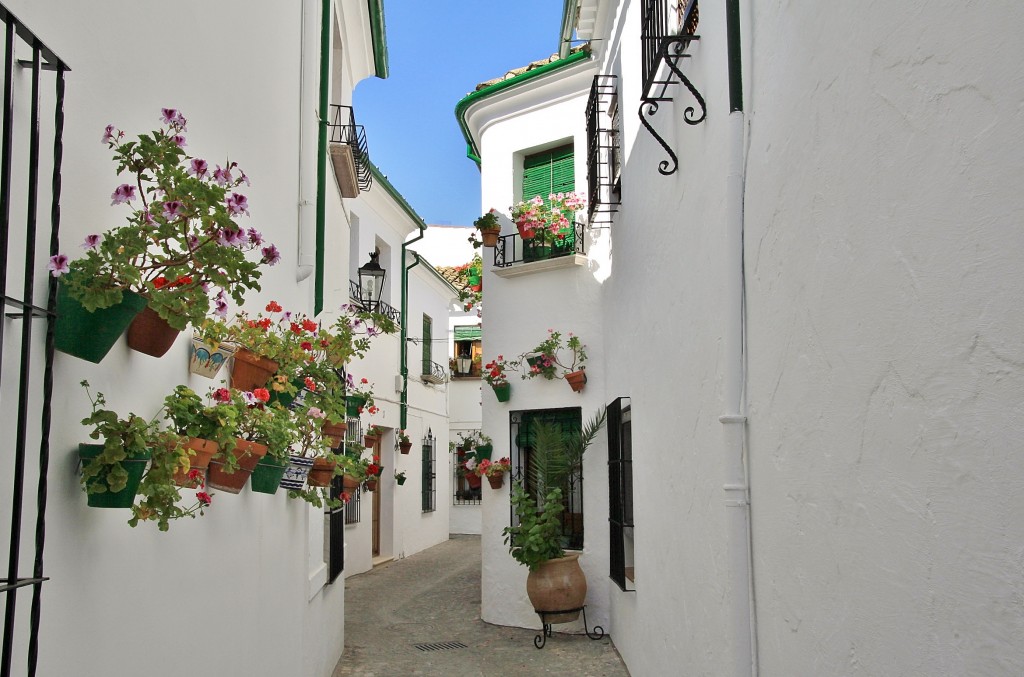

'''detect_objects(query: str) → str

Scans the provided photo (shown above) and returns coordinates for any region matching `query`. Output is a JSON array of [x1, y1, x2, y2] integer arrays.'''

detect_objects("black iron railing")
[[639, 0, 704, 176], [585, 74, 621, 225], [328, 104, 372, 192], [0, 5, 68, 676], [421, 358, 447, 383], [608, 397, 635, 592], [421, 429, 436, 512], [348, 279, 401, 327], [493, 221, 586, 268], [327, 477, 346, 583]]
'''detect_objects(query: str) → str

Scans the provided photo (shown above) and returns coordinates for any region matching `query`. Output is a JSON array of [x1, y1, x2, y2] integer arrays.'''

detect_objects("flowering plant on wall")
[[521, 329, 587, 381], [482, 355, 513, 387], [52, 108, 279, 330], [509, 192, 586, 246]]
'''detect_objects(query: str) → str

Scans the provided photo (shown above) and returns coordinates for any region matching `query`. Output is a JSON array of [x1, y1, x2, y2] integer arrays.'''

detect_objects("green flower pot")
[[55, 286, 147, 364], [79, 443, 151, 509], [250, 455, 289, 494], [346, 395, 368, 418], [492, 383, 511, 402], [474, 443, 493, 462]]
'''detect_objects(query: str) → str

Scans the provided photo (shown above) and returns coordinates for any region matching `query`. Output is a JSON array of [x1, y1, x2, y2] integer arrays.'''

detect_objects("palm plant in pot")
[[51, 109, 279, 362], [503, 409, 605, 624]]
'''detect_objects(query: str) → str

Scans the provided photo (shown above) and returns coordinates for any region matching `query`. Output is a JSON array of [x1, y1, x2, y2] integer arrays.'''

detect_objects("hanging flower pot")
[[475, 443, 493, 462], [307, 457, 337, 487], [189, 334, 237, 378], [231, 348, 278, 392], [364, 434, 380, 448], [55, 285, 147, 364], [125, 305, 182, 358], [565, 368, 588, 393], [364, 477, 379, 492], [342, 474, 361, 490], [279, 455, 314, 490], [395, 475, 407, 486], [491, 382, 511, 402], [466, 472, 482, 490], [79, 443, 151, 509], [346, 395, 368, 418], [206, 439, 268, 494], [480, 227, 501, 247], [399, 441, 412, 455], [171, 437, 219, 487], [250, 455, 290, 494], [322, 421, 348, 449], [487, 473, 505, 490]]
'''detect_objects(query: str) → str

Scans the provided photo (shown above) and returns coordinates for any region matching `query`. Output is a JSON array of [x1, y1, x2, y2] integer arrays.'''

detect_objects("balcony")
[[492, 221, 587, 277], [421, 358, 447, 384], [328, 104, 372, 197], [348, 279, 401, 327]]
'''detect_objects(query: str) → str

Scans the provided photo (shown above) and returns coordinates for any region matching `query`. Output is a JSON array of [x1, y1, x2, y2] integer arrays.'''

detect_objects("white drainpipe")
[[295, 0, 318, 282]]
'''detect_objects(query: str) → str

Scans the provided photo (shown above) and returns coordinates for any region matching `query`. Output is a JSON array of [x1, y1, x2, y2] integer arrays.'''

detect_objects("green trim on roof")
[[368, 162, 426, 229], [454, 49, 591, 167], [367, 0, 389, 79]]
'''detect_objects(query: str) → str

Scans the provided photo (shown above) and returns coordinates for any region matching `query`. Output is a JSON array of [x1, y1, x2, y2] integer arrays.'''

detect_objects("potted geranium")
[[394, 470, 407, 486], [364, 424, 384, 448], [162, 385, 240, 487], [51, 109, 279, 362], [478, 456, 511, 490], [483, 355, 513, 402], [204, 387, 279, 494], [346, 376, 377, 418], [462, 457, 482, 490], [473, 208, 502, 247], [521, 330, 588, 392], [363, 456, 383, 491], [397, 429, 412, 455], [509, 192, 586, 261]]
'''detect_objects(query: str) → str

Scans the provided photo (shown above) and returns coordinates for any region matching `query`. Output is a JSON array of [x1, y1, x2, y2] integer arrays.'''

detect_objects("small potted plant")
[[132, 432, 214, 531], [479, 456, 511, 490], [363, 456, 384, 491], [474, 433, 494, 461], [462, 457, 482, 490], [483, 355, 514, 402], [394, 470, 407, 486], [162, 385, 240, 487], [346, 376, 377, 418], [473, 208, 502, 247], [364, 424, 384, 448], [248, 401, 300, 495], [397, 429, 412, 455], [521, 330, 588, 392], [509, 192, 586, 262], [204, 387, 282, 494]]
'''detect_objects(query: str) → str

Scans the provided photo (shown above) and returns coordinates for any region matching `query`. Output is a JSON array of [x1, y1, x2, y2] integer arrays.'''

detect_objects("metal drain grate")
[[413, 641, 468, 652]]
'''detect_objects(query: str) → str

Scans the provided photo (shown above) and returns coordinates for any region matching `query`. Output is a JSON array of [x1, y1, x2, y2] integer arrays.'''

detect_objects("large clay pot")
[[172, 437, 219, 487], [322, 421, 348, 449], [206, 439, 268, 493], [126, 306, 181, 357], [480, 227, 500, 247], [526, 553, 587, 624], [231, 349, 278, 391], [307, 457, 337, 487]]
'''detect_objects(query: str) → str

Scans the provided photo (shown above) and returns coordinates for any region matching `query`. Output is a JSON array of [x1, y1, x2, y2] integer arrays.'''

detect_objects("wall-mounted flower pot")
[[125, 305, 181, 358], [565, 369, 587, 393], [342, 474, 360, 490], [280, 455, 314, 490], [491, 383, 511, 402], [206, 439, 268, 494], [364, 434, 380, 448], [364, 478, 379, 492], [322, 421, 348, 449], [79, 443, 151, 509], [398, 441, 412, 455], [231, 349, 278, 392], [171, 437, 219, 487], [307, 457, 336, 487], [346, 395, 368, 418], [55, 286, 147, 363], [487, 473, 504, 490], [480, 227, 500, 247], [466, 473, 482, 490], [189, 335, 237, 378], [250, 455, 289, 494], [475, 443, 493, 462]]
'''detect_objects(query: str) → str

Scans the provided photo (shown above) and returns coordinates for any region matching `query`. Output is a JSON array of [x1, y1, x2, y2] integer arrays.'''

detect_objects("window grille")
[[453, 445, 481, 505], [327, 477, 346, 583], [585, 74, 621, 225], [608, 397, 635, 591], [509, 408, 584, 550], [421, 429, 436, 512], [0, 6, 68, 676]]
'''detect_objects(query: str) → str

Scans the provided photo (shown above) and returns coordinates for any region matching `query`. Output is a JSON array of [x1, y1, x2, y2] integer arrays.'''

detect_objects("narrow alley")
[[334, 535, 629, 676]]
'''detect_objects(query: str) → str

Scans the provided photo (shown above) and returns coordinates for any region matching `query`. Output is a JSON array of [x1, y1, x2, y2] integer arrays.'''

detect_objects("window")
[[421, 429, 436, 512], [343, 417, 362, 525], [453, 325, 482, 377], [327, 477, 347, 582], [522, 144, 577, 261], [511, 408, 584, 550], [585, 74, 621, 225], [421, 314, 432, 376], [453, 430, 482, 505], [608, 397, 635, 591]]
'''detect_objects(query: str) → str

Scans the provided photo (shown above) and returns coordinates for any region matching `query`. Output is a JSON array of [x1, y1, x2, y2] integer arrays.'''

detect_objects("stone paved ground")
[[333, 535, 630, 677]]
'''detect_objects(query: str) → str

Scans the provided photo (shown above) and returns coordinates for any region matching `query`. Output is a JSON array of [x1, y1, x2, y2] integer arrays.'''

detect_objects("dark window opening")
[[608, 397, 635, 591]]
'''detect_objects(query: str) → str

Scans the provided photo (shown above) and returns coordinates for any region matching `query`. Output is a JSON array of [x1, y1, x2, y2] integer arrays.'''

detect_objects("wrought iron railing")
[[421, 358, 447, 383], [421, 429, 436, 512], [0, 6, 68, 676], [639, 0, 704, 175], [348, 279, 401, 327], [328, 104, 372, 192], [585, 74, 621, 225], [493, 221, 586, 268], [607, 397, 635, 592]]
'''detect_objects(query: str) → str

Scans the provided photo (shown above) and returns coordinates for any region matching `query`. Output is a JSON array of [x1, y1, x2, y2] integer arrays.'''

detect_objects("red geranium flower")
[[290, 322, 302, 334], [304, 377, 316, 391], [253, 388, 270, 402], [213, 388, 231, 402], [301, 341, 312, 351], [153, 276, 168, 289], [196, 492, 212, 506], [266, 301, 283, 312], [257, 317, 272, 330], [302, 319, 318, 332]]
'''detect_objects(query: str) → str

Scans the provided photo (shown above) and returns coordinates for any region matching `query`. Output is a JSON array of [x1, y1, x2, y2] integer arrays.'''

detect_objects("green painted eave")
[[454, 48, 591, 167], [559, 0, 578, 59], [369, 162, 426, 229], [367, 0, 389, 79]]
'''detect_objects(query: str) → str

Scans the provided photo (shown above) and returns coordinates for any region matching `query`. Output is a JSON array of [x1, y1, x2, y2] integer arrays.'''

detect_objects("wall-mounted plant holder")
[[189, 334, 237, 379]]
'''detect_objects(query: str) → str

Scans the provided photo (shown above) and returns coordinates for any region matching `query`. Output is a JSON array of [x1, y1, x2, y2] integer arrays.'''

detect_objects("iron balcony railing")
[[493, 221, 586, 268], [348, 279, 401, 327], [421, 358, 447, 384], [327, 104, 372, 194], [585, 74, 621, 225]]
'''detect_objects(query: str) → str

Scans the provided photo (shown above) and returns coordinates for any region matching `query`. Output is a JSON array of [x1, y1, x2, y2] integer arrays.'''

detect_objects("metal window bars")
[[639, 0, 705, 176], [607, 397, 635, 592], [493, 220, 586, 268], [421, 429, 436, 512], [585, 75, 621, 226], [327, 104, 372, 195], [0, 5, 68, 676], [348, 279, 401, 326], [327, 477, 347, 583]]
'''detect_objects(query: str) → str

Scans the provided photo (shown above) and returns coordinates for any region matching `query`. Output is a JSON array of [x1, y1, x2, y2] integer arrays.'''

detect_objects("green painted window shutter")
[[422, 314, 432, 375], [522, 144, 575, 204]]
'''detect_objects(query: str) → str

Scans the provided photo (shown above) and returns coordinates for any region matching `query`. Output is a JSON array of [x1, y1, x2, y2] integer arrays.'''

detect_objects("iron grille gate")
[[0, 5, 68, 677], [421, 429, 435, 512]]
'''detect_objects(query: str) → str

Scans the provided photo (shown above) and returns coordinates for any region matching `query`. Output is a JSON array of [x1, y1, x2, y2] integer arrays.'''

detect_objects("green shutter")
[[422, 314, 432, 375], [516, 408, 582, 448], [453, 325, 482, 341], [522, 144, 575, 204]]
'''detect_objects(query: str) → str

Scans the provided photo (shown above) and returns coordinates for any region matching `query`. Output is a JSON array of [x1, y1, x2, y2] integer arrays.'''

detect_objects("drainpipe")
[[313, 0, 330, 315], [295, 0, 319, 283], [399, 228, 425, 429], [721, 1, 758, 676]]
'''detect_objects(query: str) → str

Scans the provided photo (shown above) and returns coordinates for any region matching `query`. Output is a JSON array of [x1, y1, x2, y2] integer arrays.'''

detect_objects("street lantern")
[[357, 248, 386, 312]]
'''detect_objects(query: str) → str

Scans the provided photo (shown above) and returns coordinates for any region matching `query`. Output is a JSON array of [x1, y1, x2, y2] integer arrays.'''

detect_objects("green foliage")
[[504, 484, 565, 571], [79, 381, 153, 495], [162, 385, 239, 455], [519, 329, 587, 380], [129, 430, 209, 532]]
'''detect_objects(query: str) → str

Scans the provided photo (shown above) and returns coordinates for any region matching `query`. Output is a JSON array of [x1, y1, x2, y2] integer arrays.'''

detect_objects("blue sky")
[[354, 1, 565, 227]]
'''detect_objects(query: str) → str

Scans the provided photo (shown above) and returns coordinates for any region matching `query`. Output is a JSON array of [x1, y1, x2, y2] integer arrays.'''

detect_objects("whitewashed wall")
[[0, 1, 380, 675]]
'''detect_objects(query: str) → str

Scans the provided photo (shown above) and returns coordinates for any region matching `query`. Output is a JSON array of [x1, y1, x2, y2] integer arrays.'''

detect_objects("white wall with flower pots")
[[466, 1, 1024, 676], [0, 1, 410, 676]]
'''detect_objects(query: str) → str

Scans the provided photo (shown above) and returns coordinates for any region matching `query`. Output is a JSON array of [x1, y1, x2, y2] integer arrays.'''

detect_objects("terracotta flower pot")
[[322, 421, 348, 449], [307, 457, 337, 487], [466, 473, 482, 489], [399, 441, 412, 455], [487, 473, 504, 490], [342, 474, 361, 490], [526, 553, 587, 624], [364, 434, 380, 448], [480, 227, 500, 247], [364, 477, 378, 492], [565, 369, 587, 393], [231, 348, 278, 391], [207, 438, 268, 494], [172, 437, 219, 487], [125, 306, 182, 357]]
